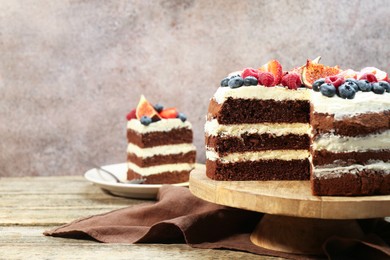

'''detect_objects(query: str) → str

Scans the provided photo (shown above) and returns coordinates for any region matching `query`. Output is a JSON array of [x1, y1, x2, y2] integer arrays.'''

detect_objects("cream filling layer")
[[213, 85, 310, 104], [127, 143, 196, 158], [127, 162, 195, 176], [127, 118, 192, 133], [313, 130, 390, 152], [206, 148, 309, 163], [205, 119, 310, 137], [311, 91, 390, 120], [313, 161, 390, 178]]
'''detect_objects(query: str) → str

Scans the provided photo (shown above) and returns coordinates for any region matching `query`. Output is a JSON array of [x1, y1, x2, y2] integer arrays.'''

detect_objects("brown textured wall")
[[1, 0, 389, 177]]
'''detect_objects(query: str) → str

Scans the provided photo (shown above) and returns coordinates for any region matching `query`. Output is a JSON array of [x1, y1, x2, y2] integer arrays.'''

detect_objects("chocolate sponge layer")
[[311, 110, 390, 137], [127, 128, 193, 148], [206, 159, 310, 181], [206, 133, 309, 155], [127, 169, 190, 184], [312, 150, 390, 166], [127, 151, 196, 167], [208, 98, 310, 124], [312, 170, 390, 196]]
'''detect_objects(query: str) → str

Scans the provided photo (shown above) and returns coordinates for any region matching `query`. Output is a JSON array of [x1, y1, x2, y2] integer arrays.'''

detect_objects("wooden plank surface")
[[190, 167, 390, 219], [0, 175, 278, 259]]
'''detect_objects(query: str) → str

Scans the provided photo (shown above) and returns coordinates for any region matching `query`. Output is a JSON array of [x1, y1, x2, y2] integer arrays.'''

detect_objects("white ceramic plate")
[[84, 162, 200, 199]]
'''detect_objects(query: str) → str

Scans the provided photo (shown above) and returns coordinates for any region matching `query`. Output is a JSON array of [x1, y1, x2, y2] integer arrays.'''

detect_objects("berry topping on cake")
[[358, 72, 378, 83], [312, 78, 325, 92], [159, 108, 178, 119], [259, 60, 283, 85], [220, 77, 230, 87], [359, 67, 388, 82], [325, 75, 345, 88], [243, 76, 258, 86], [126, 109, 137, 121], [320, 83, 337, 97], [136, 95, 161, 121], [345, 78, 359, 91], [177, 112, 187, 122], [301, 59, 341, 88], [372, 82, 386, 94], [241, 68, 260, 80], [258, 72, 275, 87], [338, 83, 356, 99], [153, 103, 164, 113], [228, 76, 244, 88], [356, 80, 372, 92], [140, 115, 152, 126], [281, 73, 302, 90], [379, 81, 390, 93], [337, 69, 358, 79]]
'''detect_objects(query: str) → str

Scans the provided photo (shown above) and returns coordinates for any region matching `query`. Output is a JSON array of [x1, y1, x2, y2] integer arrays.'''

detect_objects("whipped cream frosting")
[[213, 85, 310, 104], [127, 162, 195, 176], [127, 143, 196, 158], [127, 118, 192, 133], [206, 148, 309, 162], [205, 119, 310, 137], [311, 91, 390, 120], [313, 130, 390, 152]]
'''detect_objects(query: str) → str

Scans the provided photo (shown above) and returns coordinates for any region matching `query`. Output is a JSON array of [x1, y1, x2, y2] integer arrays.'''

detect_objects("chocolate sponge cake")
[[205, 61, 311, 181], [311, 90, 390, 195], [126, 96, 196, 184], [206, 59, 390, 196]]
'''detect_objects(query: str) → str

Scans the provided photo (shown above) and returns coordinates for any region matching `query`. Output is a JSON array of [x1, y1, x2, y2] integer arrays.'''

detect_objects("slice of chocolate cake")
[[310, 84, 390, 196], [205, 61, 311, 181], [126, 96, 196, 184], [205, 59, 390, 196]]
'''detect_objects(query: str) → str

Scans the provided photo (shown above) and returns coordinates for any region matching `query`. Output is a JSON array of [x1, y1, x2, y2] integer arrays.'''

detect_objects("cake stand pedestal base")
[[189, 166, 390, 255], [250, 214, 364, 255]]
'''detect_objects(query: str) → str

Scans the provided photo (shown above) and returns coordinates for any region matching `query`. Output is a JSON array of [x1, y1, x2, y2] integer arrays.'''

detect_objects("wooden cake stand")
[[189, 166, 390, 255]]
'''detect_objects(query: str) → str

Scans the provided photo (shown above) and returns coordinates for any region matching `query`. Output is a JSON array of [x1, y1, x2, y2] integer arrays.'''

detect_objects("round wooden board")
[[189, 165, 390, 219]]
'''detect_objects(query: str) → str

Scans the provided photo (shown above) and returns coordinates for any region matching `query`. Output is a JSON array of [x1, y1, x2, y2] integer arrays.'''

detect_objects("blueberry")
[[320, 83, 336, 97], [345, 78, 358, 84], [220, 77, 229, 87], [357, 80, 372, 92], [378, 81, 390, 93], [228, 76, 244, 88], [244, 76, 258, 86], [140, 116, 152, 126], [345, 79, 359, 92], [177, 112, 187, 122], [312, 78, 325, 92], [338, 83, 356, 99], [372, 82, 385, 94], [153, 103, 164, 112]]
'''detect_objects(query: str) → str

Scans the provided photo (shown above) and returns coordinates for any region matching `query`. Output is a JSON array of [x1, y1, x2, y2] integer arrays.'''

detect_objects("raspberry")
[[281, 73, 302, 90], [259, 60, 283, 85], [126, 109, 136, 120], [325, 75, 345, 88], [258, 72, 275, 87], [359, 72, 378, 83], [241, 68, 259, 79]]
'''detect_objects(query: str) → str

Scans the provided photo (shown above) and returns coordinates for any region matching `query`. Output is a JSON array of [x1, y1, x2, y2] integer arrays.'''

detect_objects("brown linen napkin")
[[44, 186, 390, 260]]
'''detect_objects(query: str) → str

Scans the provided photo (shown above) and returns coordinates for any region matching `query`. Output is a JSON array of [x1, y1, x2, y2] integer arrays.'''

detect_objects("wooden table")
[[0, 176, 279, 259]]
